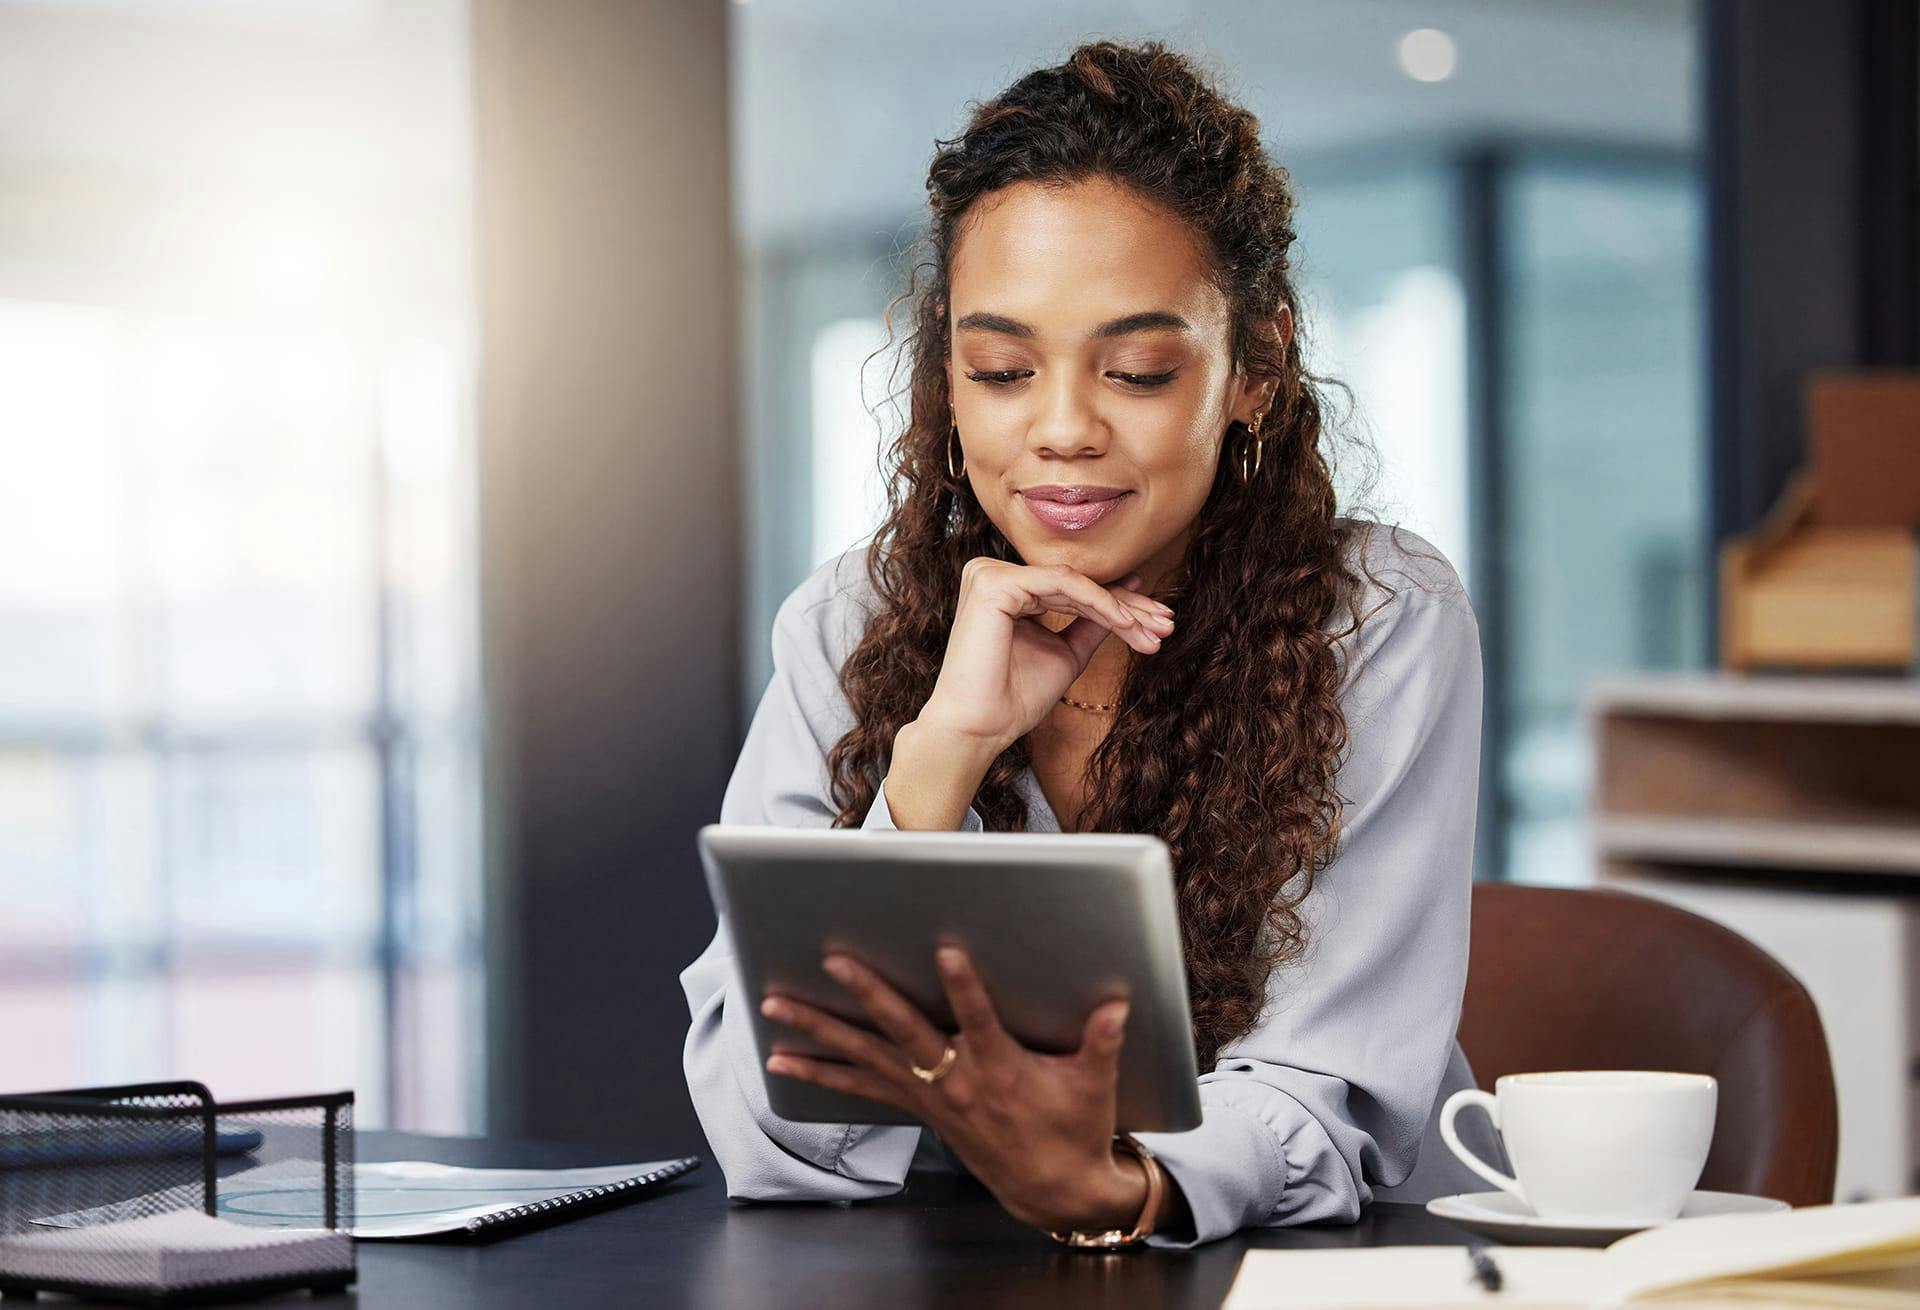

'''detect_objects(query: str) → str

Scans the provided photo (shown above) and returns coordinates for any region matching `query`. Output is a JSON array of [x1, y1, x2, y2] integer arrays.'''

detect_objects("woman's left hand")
[[758, 945, 1145, 1234]]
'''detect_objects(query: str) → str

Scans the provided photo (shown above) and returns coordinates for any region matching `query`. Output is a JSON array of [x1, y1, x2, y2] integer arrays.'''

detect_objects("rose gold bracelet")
[[1048, 1133, 1164, 1249]]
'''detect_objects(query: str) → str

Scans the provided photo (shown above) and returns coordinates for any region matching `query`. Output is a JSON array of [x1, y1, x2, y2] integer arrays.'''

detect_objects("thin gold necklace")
[[1058, 693, 1119, 713]]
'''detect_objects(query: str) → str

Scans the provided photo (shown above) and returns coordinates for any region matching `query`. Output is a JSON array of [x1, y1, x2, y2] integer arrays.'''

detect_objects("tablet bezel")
[[697, 823, 1203, 1133]]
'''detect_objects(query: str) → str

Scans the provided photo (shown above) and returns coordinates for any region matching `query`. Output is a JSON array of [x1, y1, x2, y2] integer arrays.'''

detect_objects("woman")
[[681, 38, 1501, 1249]]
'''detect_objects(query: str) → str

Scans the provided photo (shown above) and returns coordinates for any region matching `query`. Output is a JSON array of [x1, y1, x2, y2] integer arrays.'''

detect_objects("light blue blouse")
[[679, 520, 1507, 1248]]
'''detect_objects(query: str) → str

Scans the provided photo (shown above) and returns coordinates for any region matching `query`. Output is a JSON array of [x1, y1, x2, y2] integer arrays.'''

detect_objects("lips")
[[1018, 486, 1134, 532], [1020, 485, 1131, 504]]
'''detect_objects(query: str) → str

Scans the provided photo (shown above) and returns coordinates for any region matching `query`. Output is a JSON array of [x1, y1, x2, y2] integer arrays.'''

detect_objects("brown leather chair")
[[1458, 882, 1838, 1206]]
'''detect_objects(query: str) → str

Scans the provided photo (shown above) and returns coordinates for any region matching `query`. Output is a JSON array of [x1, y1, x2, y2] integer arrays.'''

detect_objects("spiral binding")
[[461, 1156, 701, 1236]]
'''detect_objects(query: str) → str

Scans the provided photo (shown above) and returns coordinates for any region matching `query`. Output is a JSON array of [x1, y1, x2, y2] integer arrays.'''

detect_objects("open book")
[[1224, 1196, 1920, 1309]]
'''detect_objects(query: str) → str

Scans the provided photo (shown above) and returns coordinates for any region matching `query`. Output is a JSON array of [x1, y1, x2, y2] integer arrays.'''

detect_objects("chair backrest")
[[1459, 882, 1838, 1206]]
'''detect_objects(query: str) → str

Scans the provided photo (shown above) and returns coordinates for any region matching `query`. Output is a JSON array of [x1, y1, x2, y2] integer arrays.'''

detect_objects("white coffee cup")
[[1440, 1070, 1717, 1224]]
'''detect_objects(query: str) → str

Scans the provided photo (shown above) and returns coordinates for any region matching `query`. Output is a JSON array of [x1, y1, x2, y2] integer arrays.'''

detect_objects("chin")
[[1005, 534, 1135, 582]]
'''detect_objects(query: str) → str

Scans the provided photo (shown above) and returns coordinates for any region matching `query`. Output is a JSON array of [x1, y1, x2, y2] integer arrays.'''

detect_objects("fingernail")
[[760, 997, 788, 1021], [767, 1056, 793, 1075], [822, 956, 852, 982], [1108, 1006, 1129, 1036], [937, 946, 963, 975]]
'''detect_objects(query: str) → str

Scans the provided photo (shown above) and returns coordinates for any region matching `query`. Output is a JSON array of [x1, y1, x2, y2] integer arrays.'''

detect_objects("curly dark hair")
[[824, 38, 1426, 1068]]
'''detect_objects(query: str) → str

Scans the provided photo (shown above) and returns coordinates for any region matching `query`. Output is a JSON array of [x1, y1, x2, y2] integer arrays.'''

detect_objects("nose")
[[1025, 367, 1110, 460]]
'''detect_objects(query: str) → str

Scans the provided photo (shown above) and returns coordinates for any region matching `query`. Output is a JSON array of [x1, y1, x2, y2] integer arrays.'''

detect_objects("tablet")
[[696, 824, 1203, 1133]]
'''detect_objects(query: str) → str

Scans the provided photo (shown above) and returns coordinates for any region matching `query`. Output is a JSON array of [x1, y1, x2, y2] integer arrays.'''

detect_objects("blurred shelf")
[[1595, 814, 1920, 877], [1585, 671, 1920, 724], [1588, 668, 1920, 1204]]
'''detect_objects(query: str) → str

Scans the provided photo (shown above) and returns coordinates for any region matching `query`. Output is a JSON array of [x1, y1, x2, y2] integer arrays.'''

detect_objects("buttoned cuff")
[[1133, 1082, 1366, 1248], [1134, 1101, 1290, 1248]]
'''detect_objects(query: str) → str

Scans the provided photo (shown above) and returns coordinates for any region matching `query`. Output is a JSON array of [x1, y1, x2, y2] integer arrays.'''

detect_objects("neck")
[[1078, 625, 1140, 683]]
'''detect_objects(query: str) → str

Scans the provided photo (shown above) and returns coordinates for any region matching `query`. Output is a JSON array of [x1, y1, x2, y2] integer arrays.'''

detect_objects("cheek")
[[1137, 425, 1224, 513], [964, 427, 1017, 474]]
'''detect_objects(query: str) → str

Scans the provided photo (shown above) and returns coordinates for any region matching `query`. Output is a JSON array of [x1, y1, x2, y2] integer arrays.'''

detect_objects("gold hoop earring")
[[1235, 414, 1265, 485], [947, 424, 967, 482]]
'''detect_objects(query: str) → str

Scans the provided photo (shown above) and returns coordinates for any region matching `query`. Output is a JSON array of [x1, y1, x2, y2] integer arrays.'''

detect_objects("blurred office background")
[[0, 0, 483, 1130], [0, 0, 1911, 1185]]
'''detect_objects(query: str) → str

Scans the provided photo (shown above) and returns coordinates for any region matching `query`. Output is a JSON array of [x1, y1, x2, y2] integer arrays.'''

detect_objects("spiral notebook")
[[344, 1157, 703, 1239], [33, 1155, 702, 1241]]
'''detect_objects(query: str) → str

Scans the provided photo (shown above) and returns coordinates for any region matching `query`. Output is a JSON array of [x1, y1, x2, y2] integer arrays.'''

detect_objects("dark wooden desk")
[[326, 1130, 1477, 1309]]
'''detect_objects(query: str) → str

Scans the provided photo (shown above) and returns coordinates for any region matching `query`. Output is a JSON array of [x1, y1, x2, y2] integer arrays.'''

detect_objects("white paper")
[[1605, 1196, 1920, 1300], [1221, 1198, 1920, 1310], [0, 1209, 351, 1289], [1222, 1247, 1606, 1309]]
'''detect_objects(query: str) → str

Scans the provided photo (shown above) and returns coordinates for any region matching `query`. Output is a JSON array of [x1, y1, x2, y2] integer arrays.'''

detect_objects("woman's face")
[[945, 176, 1286, 593]]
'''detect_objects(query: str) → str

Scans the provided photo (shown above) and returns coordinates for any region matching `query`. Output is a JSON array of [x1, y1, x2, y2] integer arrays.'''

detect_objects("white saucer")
[[1426, 1189, 1790, 1247]]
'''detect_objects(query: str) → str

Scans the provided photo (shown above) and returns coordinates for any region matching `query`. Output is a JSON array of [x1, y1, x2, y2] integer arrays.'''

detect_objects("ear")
[[1233, 306, 1291, 425]]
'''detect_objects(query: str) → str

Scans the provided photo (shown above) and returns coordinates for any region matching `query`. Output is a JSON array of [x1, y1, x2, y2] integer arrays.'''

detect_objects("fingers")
[[1109, 573, 1174, 625], [1108, 573, 1175, 632], [1056, 614, 1115, 669], [935, 945, 1015, 1061], [1111, 585, 1174, 625], [965, 558, 1176, 644], [1075, 999, 1130, 1080], [1107, 595, 1174, 653], [1049, 572, 1172, 667], [988, 564, 1173, 654], [823, 954, 951, 1070], [760, 993, 915, 1086], [765, 1052, 911, 1112], [1032, 574, 1167, 654]]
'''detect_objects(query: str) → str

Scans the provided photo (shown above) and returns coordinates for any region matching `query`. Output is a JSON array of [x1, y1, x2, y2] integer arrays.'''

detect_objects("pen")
[[1466, 1242, 1504, 1293]]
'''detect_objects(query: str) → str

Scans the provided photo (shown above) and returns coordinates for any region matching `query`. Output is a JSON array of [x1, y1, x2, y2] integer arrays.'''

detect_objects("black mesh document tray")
[[0, 1080, 354, 1307]]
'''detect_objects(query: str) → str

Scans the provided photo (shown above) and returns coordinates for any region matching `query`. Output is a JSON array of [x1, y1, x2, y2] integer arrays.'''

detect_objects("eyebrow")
[[954, 309, 1194, 340]]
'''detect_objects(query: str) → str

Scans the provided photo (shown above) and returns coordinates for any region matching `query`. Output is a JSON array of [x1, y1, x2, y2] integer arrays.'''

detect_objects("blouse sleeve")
[[680, 559, 943, 1201], [1132, 581, 1484, 1249]]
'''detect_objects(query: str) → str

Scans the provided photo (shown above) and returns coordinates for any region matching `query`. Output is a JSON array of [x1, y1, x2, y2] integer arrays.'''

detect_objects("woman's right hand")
[[913, 557, 1176, 754]]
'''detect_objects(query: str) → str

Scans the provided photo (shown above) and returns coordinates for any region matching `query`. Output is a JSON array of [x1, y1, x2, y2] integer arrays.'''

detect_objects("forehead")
[[947, 177, 1227, 337]]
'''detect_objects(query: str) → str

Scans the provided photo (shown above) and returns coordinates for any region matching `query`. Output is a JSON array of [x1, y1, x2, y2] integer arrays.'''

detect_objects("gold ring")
[[910, 1045, 959, 1084]]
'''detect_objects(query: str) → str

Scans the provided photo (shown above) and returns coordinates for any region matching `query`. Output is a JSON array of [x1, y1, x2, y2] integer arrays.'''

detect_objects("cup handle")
[[1439, 1089, 1526, 1202]]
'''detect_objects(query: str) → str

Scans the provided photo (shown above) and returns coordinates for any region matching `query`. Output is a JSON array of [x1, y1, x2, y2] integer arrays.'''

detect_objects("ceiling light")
[[1398, 28, 1457, 83]]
